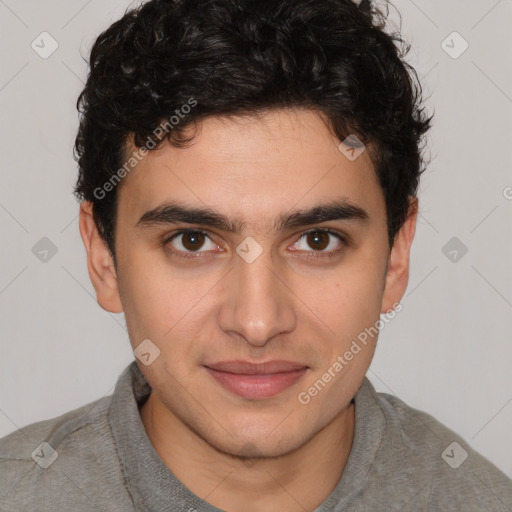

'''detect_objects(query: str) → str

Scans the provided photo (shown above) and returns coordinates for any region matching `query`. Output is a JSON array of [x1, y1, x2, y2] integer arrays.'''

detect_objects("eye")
[[164, 230, 219, 258], [163, 228, 348, 260], [290, 229, 347, 259]]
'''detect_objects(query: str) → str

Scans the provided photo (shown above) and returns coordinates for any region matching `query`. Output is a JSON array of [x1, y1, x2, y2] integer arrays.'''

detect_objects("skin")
[[79, 108, 417, 512]]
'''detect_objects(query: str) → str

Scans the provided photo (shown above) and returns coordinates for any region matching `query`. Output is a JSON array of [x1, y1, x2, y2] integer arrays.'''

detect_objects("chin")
[[205, 421, 310, 461]]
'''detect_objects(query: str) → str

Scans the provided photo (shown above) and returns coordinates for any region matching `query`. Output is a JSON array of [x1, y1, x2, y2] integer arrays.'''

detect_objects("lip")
[[204, 360, 308, 399]]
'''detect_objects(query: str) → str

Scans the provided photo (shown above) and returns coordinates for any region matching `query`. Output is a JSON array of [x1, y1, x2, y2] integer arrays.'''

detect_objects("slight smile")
[[204, 360, 309, 399]]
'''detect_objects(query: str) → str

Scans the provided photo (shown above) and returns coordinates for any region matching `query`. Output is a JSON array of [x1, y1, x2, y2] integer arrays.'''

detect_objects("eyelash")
[[162, 228, 349, 261]]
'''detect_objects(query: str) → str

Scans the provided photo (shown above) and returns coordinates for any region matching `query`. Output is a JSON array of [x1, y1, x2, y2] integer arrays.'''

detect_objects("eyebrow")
[[135, 198, 370, 233]]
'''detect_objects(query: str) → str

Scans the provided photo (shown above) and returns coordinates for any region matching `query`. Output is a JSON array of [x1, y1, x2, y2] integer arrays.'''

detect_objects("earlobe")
[[79, 201, 124, 314], [380, 197, 418, 314]]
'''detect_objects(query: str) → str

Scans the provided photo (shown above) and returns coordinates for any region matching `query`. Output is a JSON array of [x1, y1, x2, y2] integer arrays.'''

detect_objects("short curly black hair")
[[73, 0, 433, 264]]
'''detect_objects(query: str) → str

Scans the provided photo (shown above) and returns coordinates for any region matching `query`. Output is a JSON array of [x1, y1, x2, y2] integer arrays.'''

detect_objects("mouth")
[[203, 360, 309, 399]]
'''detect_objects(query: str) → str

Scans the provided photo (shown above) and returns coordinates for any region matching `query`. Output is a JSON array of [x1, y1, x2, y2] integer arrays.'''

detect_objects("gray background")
[[0, 0, 511, 479]]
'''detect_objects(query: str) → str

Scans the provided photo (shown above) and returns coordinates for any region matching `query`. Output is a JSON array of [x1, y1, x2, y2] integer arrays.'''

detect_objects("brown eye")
[[166, 230, 218, 255], [181, 231, 206, 251], [306, 231, 330, 251], [291, 228, 347, 259]]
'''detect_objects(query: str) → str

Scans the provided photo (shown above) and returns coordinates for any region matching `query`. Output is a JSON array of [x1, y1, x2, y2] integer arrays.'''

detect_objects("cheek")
[[117, 250, 219, 348], [297, 269, 383, 426], [316, 261, 385, 333]]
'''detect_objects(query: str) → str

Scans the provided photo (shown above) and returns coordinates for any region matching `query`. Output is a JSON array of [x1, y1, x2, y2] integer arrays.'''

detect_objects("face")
[[81, 108, 416, 458]]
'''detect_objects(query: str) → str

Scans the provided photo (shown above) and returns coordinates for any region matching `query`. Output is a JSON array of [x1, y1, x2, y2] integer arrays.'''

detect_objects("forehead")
[[117, 109, 385, 231]]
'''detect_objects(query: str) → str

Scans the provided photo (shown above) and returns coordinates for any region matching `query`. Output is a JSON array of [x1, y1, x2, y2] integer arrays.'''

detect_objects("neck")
[[140, 394, 355, 512]]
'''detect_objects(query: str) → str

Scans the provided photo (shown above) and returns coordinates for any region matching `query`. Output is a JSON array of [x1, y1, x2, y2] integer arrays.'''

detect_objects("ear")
[[79, 201, 123, 313], [381, 197, 418, 314]]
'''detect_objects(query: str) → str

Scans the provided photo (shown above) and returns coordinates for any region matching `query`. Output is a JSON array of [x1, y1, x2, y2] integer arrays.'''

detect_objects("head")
[[75, 0, 432, 458]]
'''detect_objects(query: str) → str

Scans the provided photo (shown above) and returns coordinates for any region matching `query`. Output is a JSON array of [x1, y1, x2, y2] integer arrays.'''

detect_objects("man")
[[1, 0, 511, 510]]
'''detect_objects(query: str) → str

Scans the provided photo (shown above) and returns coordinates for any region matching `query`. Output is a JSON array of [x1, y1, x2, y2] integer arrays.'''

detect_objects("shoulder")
[[0, 395, 111, 459], [0, 395, 133, 511], [366, 382, 512, 510]]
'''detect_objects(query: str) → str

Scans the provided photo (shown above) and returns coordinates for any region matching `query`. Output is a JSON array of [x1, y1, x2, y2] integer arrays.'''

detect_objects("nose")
[[218, 245, 297, 348]]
